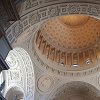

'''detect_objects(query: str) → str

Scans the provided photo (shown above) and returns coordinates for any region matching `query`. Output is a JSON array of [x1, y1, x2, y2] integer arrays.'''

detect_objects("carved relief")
[[6, 48, 35, 100], [37, 75, 54, 93], [6, 2, 100, 44]]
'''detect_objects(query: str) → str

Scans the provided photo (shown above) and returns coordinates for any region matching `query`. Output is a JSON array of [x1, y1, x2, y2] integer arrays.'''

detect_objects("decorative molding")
[[4, 1, 100, 99], [6, 48, 35, 100], [37, 75, 54, 93], [31, 45, 100, 77], [5, 1, 100, 77], [5, 2, 100, 44]]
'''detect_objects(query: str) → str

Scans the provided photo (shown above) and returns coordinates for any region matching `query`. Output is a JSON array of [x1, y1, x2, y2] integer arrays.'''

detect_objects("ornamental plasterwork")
[[4, 46, 100, 100], [5, 48, 35, 100], [3, 0, 100, 100], [31, 43, 100, 77], [21, 0, 100, 17], [6, 1, 100, 44], [34, 71, 100, 100], [37, 75, 54, 93], [5, 0, 100, 76]]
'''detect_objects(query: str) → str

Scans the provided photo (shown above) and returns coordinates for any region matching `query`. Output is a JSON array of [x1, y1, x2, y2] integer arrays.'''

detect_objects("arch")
[[48, 81, 100, 100], [5, 86, 24, 100], [5, 47, 35, 100]]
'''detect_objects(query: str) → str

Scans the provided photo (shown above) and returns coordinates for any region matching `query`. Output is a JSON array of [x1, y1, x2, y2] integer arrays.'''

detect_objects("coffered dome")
[[34, 15, 100, 71], [39, 15, 100, 51]]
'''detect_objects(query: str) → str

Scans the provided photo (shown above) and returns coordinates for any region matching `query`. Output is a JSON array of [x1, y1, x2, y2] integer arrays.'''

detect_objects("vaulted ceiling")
[[3, 0, 100, 100], [38, 15, 100, 51]]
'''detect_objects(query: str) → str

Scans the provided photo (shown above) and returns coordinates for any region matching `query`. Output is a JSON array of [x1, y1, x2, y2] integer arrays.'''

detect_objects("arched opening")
[[49, 81, 100, 100], [5, 87, 24, 100], [5, 47, 35, 100], [2, 1, 100, 100]]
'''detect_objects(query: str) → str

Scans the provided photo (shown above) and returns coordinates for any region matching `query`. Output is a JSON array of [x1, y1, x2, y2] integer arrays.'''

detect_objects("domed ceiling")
[[39, 15, 100, 51], [34, 15, 100, 71]]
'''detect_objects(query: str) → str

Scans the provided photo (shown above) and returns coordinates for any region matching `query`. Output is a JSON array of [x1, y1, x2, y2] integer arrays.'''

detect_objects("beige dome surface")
[[40, 15, 100, 51], [59, 15, 89, 27], [35, 15, 100, 71]]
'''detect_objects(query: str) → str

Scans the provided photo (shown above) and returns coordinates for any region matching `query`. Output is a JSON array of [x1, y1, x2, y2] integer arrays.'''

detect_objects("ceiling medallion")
[[59, 15, 90, 27], [37, 75, 54, 92]]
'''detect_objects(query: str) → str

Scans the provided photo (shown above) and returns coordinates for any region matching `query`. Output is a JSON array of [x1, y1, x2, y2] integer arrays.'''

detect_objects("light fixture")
[[72, 64, 78, 67], [86, 59, 92, 65], [72, 59, 78, 67], [60, 62, 64, 66]]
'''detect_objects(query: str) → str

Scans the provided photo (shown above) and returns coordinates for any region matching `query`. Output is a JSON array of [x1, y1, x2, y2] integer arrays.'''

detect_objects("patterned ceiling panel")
[[40, 15, 100, 51], [34, 15, 100, 71]]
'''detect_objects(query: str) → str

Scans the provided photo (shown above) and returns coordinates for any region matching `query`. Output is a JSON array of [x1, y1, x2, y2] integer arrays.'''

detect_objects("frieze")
[[32, 48, 100, 77], [5, 2, 100, 45]]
